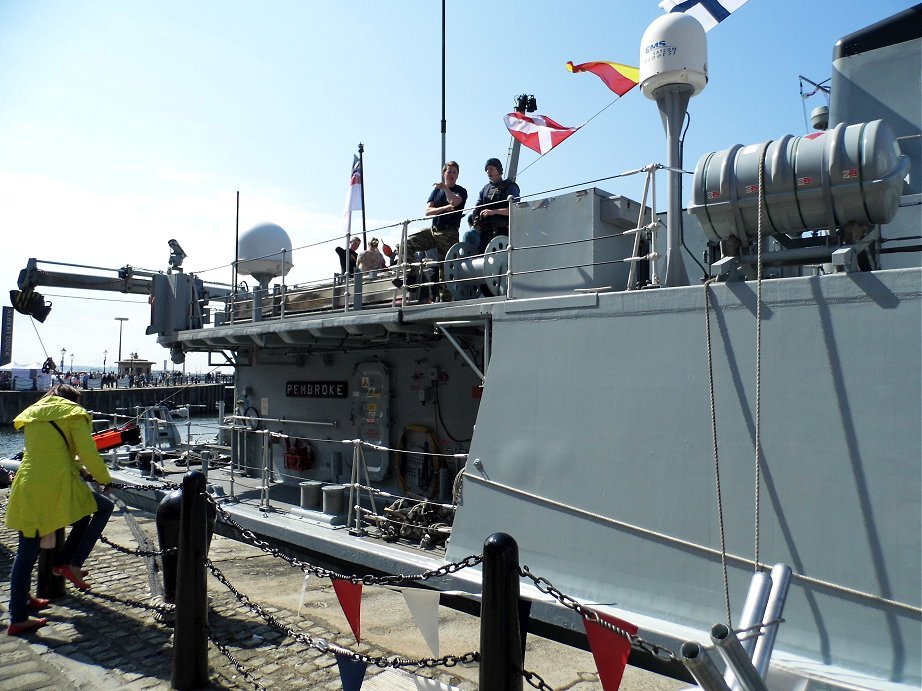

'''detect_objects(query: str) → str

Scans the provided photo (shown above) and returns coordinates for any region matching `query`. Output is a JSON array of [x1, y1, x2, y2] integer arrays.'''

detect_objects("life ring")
[[395, 425, 441, 499], [242, 406, 261, 431]]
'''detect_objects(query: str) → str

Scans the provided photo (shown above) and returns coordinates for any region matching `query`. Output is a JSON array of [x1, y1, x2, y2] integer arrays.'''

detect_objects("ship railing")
[[154, 417, 469, 544], [214, 163, 667, 325]]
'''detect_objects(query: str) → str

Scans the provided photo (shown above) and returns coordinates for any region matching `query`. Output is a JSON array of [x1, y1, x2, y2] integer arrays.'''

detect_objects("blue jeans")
[[9, 491, 114, 623], [57, 490, 114, 568], [462, 229, 481, 250], [9, 533, 40, 623]]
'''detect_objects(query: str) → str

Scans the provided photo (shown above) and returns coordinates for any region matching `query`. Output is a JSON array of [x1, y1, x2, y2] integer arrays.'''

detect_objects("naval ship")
[[11, 5, 920, 689]]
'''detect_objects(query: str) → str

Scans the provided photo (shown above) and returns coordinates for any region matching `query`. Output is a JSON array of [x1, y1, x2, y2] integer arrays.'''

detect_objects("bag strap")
[[49, 420, 72, 453]]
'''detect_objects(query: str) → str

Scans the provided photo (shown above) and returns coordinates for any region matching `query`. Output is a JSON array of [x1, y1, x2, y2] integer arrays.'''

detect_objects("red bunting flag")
[[583, 610, 637, 690], [566, 61, 640, 97], [332, 578, 363, 642], [503, 112, 580, 155]]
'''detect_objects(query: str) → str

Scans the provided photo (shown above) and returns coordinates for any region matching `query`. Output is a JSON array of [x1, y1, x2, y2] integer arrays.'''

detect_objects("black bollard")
[[480, 532, 523, 690], [156, 490, 182, 603], [36, 528, 67, 599], [157, 488, 216, 604], [172, 471, 210, 689]]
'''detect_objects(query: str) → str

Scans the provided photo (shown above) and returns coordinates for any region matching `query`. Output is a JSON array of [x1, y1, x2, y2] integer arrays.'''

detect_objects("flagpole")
[[358, 142, 367, 249], [506, 94, 534, 181], [233, 190, 240, 292]]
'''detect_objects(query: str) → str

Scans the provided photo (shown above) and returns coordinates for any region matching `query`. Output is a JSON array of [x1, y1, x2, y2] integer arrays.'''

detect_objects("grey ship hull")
[[148, 257, 919, 689], [446, 266, 921, 688]]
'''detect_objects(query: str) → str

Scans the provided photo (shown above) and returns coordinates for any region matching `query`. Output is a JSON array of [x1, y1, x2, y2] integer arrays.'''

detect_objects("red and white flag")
[[342, 154, 363, 235], [503, 112, 580, 155]]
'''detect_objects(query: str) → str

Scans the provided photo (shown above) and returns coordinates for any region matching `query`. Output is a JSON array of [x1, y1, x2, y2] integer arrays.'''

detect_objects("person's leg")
[[69, 491, 115, 568], [403, 228, 437, 256], [9, 533, 40, 624], [462, 229, 480, 247], [434, 230, 459, 301], [56, 515, 90, 568]]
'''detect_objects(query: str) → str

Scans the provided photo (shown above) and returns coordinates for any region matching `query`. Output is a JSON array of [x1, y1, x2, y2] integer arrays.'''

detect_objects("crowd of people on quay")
[[0, 368, 231, 392]]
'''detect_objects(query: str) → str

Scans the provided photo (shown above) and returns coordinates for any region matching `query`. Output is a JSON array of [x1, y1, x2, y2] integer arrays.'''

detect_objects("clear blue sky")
[[0, 0, 910, 372]]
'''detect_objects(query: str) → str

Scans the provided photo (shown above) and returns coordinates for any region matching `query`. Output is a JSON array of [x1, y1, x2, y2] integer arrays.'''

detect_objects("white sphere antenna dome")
[[237, 222, 294, 287], [640, 13, 708, 99]]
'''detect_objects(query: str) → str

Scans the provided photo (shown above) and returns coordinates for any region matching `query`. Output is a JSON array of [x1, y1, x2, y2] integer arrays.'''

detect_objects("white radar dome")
[[639, 13, 708, 99], [237, 222, 294, 286]]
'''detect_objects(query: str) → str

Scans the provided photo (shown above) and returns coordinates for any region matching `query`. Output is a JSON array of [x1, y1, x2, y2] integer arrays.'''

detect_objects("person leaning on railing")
[[4, 384, 114, 635], [463, 157, 520, 253], [399, 160, 468, 302]]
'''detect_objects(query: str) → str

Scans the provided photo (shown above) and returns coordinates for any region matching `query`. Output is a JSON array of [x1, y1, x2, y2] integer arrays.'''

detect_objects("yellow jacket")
[[4, 396, 112, 538]]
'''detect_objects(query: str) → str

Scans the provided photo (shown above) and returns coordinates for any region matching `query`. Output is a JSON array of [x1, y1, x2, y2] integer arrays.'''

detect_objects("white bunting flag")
[[402, 588, 442, 658], [297, 572, 310, 618]]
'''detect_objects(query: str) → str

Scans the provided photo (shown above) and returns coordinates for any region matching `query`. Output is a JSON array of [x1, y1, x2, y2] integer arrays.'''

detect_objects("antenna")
[[640, 14, 708, 287]]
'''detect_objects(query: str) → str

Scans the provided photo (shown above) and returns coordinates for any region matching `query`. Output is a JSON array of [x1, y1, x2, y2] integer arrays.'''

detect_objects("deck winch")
[[444, 236, 509, 301]]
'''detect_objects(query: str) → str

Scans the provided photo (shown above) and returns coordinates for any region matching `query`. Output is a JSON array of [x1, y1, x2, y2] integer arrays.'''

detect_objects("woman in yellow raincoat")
[[4, 384, 113, 635]]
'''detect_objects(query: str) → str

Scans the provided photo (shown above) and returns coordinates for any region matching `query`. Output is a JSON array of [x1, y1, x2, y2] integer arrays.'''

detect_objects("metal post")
[[172, 471, 209, 689], [480, 532, 523, 690], [259, 431, 270, 510], [724, 571, 771, 689], [655, 86, 691, 287], [681, 641, 731, 691], [711, 624, 768, 691], [751, 564, 792, 678]]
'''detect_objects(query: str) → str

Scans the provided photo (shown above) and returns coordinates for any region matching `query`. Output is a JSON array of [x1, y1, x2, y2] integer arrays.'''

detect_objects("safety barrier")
[[1, 467, 793, 690]]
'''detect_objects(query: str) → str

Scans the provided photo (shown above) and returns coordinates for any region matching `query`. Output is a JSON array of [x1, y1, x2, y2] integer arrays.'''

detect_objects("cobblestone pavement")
[[0, 488, 685, 690]]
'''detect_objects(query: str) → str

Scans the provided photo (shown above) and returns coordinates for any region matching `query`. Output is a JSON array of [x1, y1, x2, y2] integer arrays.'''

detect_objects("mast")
[[506, 94, 535, 181], [440, 0, 447, 167], [358, 143, 368, 249]]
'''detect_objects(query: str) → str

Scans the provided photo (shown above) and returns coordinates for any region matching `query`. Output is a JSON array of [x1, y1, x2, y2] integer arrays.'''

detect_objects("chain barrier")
[[82, 587, 173, 616], [111, 481, 183, 492], [519, 565, 677, 663], [208, 631, 267, 691], [205, 493, 483, 584], [206, 558, 480, 671], [100, 534, 176, 557], [521, 667, 556, 691]]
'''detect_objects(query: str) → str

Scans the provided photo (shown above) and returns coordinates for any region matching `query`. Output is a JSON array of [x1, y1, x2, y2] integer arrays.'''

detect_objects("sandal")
[[27, 597, 51, 611], [7, 617, 48, 635], [52, 565, 90, 590]]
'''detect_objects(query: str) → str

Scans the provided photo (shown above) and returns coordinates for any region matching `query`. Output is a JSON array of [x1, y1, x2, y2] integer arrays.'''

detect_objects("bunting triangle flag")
[[566, 61, 640, 97], [503, 112, 580, 155], [583, 609, 637, 690], [402, 588, 442, 657], [297, 573, 310, 618], [336, 653, 368, 691], [332, 578, 363, 642]]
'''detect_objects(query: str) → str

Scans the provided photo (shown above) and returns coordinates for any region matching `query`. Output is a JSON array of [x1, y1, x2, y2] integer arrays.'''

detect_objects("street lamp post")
[[70, 353, 74, 372], [115, 317, 128, 373], [103, 349, 108, 374], [60, 348, 66, 372]]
